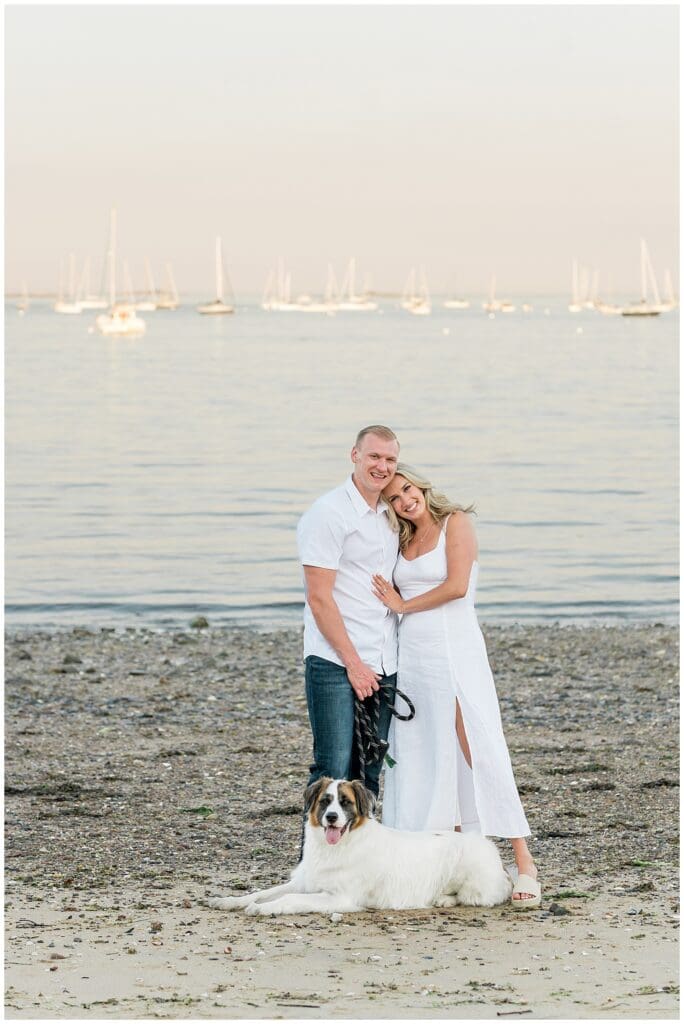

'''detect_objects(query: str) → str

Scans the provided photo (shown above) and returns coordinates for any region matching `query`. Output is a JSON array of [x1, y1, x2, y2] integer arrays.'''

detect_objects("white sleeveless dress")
[[382, 522, 530, 838]]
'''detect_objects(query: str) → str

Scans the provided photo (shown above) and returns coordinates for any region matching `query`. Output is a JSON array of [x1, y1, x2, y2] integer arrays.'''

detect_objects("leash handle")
[[378, 681, 415, 721]]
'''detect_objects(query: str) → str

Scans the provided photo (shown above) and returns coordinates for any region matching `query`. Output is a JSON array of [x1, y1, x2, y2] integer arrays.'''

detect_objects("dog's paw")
[[207, 895, 250, 911], [245, 901, 272, 916], [434, 894, 459, 908]]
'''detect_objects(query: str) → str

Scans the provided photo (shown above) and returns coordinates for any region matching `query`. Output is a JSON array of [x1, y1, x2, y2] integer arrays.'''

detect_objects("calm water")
[[5, 299, 678, 629]]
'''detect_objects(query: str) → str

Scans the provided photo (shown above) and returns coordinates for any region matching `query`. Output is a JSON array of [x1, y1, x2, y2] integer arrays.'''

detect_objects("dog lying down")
[[208, 777, 512, 916]]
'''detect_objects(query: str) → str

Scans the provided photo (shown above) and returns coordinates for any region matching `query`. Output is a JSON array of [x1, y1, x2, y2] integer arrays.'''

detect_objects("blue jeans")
[[305, 655, 396, 798]]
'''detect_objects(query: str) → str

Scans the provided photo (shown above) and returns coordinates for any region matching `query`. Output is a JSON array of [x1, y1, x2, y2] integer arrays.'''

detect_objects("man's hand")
[[346, 661, 381, 700], [303, 565, 381, 700]]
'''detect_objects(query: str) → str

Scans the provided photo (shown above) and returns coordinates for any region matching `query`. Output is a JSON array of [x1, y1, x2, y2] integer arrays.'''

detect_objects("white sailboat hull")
[[197, 300, 234, 315], [621, 304, 661, 317], [96, 305, 146, 335], [402, 300, 431, 315], [596, 302, 623, 316], [337, 300, 378, 311]]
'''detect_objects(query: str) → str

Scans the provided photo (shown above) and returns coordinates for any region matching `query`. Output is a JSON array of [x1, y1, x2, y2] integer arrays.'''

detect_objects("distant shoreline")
[[7, 292, 669, 304]]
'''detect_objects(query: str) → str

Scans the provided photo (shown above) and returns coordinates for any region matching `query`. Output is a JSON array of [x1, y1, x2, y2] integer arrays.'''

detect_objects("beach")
[[4, 622, 679, 1019]]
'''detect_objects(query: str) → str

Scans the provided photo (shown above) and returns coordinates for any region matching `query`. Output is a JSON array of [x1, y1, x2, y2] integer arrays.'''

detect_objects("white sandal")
[[511, 872, 541, 910]]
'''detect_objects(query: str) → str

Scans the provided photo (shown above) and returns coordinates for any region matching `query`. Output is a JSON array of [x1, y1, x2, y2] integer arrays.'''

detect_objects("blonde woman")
[[372, 464, 540, 909]]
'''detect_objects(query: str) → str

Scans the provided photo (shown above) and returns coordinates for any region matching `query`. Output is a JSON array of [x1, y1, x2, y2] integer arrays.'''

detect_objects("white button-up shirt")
[[297, 476, 399, 674]]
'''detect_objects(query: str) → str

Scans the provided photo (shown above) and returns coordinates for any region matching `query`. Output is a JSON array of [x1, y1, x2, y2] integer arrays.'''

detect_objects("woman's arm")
[[372, 511, 478, 615]]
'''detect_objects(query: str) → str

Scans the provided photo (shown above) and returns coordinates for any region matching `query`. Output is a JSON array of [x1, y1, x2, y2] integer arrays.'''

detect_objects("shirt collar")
[[344, 475, 389, 518]]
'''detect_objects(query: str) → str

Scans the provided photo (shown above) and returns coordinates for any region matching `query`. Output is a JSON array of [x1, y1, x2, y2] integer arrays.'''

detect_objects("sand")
[[4, 622, 680, 1019]]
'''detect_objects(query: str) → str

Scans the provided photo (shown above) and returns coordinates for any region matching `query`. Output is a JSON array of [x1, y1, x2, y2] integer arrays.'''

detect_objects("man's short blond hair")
[[354, 424, 399, 449]]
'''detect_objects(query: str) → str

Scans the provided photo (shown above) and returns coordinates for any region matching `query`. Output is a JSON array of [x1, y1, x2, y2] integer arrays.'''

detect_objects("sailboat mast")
[[664, 269, 675, 305], [81, 257, 90, 299], [277, 258, 285, 304], [145, 258, 156, 299], [642, 241, 661, 306], [68, 252, 77, 302], [123, 260, 136, 304], [165, 263, 178, 304], [109, 208, 117, 308], [215, 237, 223, 302], [419, 265, 429, 301]]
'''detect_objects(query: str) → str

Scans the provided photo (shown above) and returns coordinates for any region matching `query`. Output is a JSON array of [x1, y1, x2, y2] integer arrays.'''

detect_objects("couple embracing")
[[297, 424, 541, 909]]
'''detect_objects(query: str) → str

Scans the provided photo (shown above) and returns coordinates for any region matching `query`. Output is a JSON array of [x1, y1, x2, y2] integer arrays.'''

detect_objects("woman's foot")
[[512, 857, 537, 901]]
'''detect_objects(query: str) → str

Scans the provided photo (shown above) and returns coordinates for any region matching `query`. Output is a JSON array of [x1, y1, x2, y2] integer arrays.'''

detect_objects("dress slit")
[[382, 531, 530, 840]]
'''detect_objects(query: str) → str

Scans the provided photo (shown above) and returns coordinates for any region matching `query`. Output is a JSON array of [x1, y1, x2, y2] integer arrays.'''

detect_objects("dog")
[[207, 777, 512, 916]]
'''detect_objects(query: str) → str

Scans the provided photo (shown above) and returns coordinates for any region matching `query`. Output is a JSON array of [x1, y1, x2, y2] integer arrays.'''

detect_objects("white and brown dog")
[[208, 777, 512, 916]]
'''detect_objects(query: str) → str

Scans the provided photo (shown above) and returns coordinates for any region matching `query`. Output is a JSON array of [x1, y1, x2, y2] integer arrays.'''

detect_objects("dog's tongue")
[[325, 826, 343, 846]]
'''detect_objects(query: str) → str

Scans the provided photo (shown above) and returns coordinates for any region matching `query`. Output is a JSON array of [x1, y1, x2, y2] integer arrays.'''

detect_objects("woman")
[[372, 464, 540, 909]]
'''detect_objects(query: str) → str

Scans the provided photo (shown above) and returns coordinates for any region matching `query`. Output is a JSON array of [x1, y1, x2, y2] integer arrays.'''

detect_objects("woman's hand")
[[372, 574, 405, 614]]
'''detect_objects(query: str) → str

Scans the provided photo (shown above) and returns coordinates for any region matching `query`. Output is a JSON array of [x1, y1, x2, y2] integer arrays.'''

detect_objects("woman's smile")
[[383, 475, 427, 520]]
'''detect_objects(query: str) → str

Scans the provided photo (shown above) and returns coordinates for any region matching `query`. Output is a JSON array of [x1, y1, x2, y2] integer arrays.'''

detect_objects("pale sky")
[[5, 3, 679, 298]]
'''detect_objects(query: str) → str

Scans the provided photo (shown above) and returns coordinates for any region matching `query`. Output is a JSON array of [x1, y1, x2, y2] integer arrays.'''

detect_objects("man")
[[296, 424, 400, 798]]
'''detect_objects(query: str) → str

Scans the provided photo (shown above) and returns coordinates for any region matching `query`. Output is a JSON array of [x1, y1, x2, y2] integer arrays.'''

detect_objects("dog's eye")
[[340, 795, 352, 807]]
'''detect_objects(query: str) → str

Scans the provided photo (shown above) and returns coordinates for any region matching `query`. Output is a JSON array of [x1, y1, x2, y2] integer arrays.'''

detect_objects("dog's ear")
[[304, 777, 331, 812], [349, 780, 376, 819]]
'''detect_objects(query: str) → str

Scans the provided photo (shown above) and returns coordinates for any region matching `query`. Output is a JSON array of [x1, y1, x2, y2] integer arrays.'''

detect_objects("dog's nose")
[[325, 811, 338, 824]]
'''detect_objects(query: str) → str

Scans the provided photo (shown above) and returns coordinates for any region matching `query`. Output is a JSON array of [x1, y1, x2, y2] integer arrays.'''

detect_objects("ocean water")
[[5, 299, 678, 629]]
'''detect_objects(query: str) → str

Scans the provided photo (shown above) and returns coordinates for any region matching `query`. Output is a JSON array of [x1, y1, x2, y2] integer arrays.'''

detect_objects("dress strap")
[[440, 512, 453, 534]]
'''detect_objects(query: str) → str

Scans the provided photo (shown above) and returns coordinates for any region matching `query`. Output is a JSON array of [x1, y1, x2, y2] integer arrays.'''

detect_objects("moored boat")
[[621, 239, 662, 317], [95, 208, 146, 336], [197, 237, 235, 314]]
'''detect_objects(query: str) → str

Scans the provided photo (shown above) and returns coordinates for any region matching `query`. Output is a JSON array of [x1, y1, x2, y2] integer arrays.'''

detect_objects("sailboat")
[[482, 275, 498, 313], [443, 273, 470, 309], [156, 263, 180, 310], [657, 269, 678, 313], [443, 296, 470, 310], [568, 259, 583, 312], [17, 282, 30, 315], [337, 258, 378, 311], [622, 239, 662, 317], [78, 257, 108, 310], [135, 259, 158, 311], [95, 208, 146, 336], [262, 262, 306, 311], [197, 237, 235, 314], [482, 274, 515, 314], [290, 265, 337, 313], [596, 299, 623, 316], [584, 269, 600, 310], [262, 259, 306, 311], [54, 253, 82, 314], [401, 267, 431, 315]]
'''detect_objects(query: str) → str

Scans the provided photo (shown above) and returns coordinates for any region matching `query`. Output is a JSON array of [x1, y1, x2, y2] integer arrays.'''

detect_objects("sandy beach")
[[4, 622, 679, 1019]]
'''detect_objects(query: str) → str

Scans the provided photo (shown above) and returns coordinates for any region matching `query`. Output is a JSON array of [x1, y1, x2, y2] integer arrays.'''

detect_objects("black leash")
[[353, 681, 415, 786]]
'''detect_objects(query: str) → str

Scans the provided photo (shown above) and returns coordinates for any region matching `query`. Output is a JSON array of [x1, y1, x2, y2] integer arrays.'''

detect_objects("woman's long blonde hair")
[[383, 463, 475, 551]]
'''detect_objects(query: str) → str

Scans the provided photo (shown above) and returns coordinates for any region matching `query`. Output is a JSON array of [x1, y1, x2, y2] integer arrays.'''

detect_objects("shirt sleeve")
[[297, 500, 348, 570]]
